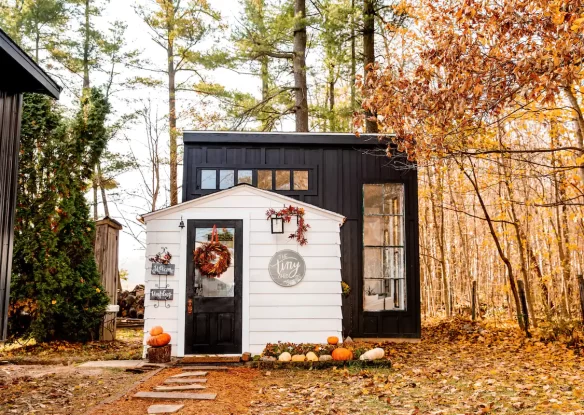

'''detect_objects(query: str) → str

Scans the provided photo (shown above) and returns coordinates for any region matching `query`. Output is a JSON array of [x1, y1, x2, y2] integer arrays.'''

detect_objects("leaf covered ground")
[[0, 328, 143, 364]]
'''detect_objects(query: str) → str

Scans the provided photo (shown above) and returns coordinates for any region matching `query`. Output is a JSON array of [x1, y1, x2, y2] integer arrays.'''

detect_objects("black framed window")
[[363, 183, 406, 311]]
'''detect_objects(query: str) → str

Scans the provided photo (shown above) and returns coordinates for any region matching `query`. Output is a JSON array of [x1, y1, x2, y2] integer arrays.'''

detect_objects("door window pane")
[[194, 227, 235, 297], [219, 170, 235, 189], [201, 170, 217, 189], [363, 184, 406, 311], [258, 170, 273, 190], [275, 170, 291, 190], [238, 170, 253, 185], [293, 170, 309, 190]]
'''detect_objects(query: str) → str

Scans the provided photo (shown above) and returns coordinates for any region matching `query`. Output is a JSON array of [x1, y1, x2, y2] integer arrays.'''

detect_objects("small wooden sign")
[[268, 249, 306, 287], [150, 288, 174, 301], [151, 263, 175, 275]]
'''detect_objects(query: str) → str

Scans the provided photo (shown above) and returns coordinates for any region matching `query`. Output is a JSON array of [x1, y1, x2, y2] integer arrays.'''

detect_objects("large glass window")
[[363, 184, 406, 311]]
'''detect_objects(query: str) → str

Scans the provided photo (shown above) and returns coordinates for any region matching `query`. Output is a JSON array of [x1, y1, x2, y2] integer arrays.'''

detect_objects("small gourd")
[[327, 336, 339, 345], [278, 352, 292, 362], [291, 354, 306, 362], [359, 348, 385, 361], [331, 347, 353, 361], [306, 352, 318, 362], [149, 326, 164, 336], [147, 332, 171, 347]]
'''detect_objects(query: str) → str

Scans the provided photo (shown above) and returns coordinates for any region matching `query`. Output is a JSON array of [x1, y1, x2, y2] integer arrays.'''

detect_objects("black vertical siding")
[[0, 91, 23, 340], [182, 133, 420, 338]]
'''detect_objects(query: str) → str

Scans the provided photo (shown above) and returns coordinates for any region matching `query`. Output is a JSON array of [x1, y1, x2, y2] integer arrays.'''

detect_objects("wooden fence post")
[[518, 280, 531, 338], [577, 274, 584, 323], [471, 280, 477, 321]]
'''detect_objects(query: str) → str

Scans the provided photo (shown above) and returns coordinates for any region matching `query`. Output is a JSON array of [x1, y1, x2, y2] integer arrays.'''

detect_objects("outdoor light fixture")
[[271, 215, 284, 234], [179, 216, 185, 229]]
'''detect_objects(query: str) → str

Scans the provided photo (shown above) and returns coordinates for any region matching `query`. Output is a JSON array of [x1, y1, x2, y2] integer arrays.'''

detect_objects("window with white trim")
[[363, 184, 406, 311]]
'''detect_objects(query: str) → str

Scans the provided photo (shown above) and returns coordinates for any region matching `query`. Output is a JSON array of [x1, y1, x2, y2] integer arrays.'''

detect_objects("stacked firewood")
[[117, 284, 145, 319]]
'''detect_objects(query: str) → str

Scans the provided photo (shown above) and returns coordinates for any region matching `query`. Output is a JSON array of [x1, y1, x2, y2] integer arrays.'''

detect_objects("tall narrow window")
[[363, 184, 405, 311], [258, 170, 273, 190]]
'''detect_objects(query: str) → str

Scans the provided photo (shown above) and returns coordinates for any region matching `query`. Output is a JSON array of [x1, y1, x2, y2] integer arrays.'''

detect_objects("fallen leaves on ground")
[[0, 328, 143, 364]]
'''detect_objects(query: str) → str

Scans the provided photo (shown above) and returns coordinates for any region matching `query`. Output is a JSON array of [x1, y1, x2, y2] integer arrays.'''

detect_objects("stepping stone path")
[[136, 365, 233, 412], [147, 404, 184, 414]]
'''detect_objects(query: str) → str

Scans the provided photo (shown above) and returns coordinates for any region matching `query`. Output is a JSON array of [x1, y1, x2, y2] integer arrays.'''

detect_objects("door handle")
[[187, 299, 193, 314]]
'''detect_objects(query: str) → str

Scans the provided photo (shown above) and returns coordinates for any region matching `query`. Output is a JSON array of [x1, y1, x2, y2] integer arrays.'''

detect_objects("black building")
[[0, 28, 61, 339], [182, 132, 420, 339]]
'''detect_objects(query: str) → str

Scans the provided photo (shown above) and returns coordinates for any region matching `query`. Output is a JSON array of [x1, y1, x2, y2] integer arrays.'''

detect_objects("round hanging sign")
[[268, 249, 306, 287]]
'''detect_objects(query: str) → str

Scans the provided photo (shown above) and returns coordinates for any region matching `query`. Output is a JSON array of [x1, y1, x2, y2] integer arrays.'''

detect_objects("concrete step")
[[164, 378, 207, 384], [154, 384, 206, 391], [134, 391, 216, 400], [170, 371, 207, 378]]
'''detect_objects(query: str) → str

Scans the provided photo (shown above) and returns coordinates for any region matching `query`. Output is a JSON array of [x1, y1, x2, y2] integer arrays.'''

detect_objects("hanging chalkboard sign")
[[151, 263, 175, 275], [150, 288, 174, 301]]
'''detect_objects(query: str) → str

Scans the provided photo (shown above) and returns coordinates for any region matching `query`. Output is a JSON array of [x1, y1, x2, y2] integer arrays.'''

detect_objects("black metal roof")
[[183, 131, 396, 146], [0, 27, 61, 99]]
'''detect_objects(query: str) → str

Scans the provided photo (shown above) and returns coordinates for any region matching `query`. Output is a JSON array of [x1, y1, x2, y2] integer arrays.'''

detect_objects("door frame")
[[177, 212, 250, 357]]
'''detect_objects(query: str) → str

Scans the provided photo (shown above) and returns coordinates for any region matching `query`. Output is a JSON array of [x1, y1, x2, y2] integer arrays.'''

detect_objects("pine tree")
[[9, 92, 110, 342]]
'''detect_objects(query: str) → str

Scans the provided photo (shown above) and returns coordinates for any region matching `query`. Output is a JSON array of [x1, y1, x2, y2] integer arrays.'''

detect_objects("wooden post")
[[577, 274, 584, 323], [518, 280, 531, 338], [471, 280, 477, 321], [95, 217, 123, 341]]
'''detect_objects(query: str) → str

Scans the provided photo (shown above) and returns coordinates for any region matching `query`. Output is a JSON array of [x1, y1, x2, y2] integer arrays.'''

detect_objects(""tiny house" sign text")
[[268, 250, 306, 287]]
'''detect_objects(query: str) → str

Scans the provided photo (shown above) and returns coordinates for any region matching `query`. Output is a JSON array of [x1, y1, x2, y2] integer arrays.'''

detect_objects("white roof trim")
[[140, 184, 346, 223]]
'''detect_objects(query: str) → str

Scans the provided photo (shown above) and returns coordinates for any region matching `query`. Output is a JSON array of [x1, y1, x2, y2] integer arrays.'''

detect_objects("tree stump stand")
[[148, 344, 171, 363]]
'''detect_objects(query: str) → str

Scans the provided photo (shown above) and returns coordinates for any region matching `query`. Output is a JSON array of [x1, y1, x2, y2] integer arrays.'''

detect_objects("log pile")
[[117, 284, 145, 319]]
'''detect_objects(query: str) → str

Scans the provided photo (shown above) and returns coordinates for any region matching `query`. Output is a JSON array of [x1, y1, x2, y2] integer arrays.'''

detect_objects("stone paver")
[[164, 378, 207, 384], [181, 365, 229, 370], [147, 404, 184, 414], [134, 391, 216, 400], [170, 371, 207, 378], [154, 384, 206, 391]]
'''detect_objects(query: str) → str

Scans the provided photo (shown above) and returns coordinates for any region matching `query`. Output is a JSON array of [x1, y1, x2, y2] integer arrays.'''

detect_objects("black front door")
[[185, 220, 243, 354]]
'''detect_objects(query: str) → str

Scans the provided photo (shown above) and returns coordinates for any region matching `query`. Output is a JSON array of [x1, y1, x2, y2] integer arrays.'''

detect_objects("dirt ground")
[[1, 320, 584, 414], [0, 365, 144, 414]]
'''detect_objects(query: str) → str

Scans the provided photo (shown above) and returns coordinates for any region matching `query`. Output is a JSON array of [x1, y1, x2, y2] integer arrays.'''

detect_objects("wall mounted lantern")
[[271, 215, 284, 234]]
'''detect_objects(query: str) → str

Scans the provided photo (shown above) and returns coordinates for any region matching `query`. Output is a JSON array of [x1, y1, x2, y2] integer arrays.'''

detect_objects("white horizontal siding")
[[249, 244, 340, 257], [149, 208, 338, 222], [250, 319, 342, 332], [146, 243, 181, 257], [249, 268, 341, 282], [250, 219, 341, 233], [249, 306, 342, 319], [250, 281, 341, 294], [250, 256, 341, 270], [144, 304, 178, 319], [250, 293, 342, 306], [144, 318, 179, 333], [250, 232, 340, 245]]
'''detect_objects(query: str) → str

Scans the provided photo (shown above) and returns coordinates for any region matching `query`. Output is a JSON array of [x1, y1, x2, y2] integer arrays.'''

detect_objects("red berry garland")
[[265, 206, 310, 245], [193, 225, 231, 277]]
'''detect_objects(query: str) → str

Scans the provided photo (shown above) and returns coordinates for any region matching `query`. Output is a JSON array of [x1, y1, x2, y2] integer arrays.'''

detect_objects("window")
[[201, 170, 217, 189], [363, 184, 406, 311], [293, 170, 309, 190], [258, 170, 272, 190], [238, 170, 252, 184], [219, 170, 234, 189], [275, 170, 291, 190]]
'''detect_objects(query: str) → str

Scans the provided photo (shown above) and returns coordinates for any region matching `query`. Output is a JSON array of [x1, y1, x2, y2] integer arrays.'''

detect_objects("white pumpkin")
[[278, 352, 292, 362], [359, 348, 385, 361], [291, 354, 306, 362], [306, 352, 318, 362]]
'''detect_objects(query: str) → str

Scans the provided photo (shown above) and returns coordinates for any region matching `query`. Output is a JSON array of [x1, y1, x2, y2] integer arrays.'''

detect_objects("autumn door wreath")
[[193, 225, 232, 277]]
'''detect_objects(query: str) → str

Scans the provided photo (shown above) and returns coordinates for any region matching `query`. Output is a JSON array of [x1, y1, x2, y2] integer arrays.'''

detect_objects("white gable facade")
[[142, 184, 345, 356]]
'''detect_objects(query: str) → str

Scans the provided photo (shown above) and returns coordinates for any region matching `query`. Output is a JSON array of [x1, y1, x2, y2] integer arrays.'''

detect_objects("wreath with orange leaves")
[[193, 225, 231, 277]]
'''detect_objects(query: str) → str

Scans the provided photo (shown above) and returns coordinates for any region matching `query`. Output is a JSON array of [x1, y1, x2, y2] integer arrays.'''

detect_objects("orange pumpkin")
[[148, 332, 171, 347], [331, 347, 353, 361], [149, 326, 164, 336], [327, 336, 339, 345]]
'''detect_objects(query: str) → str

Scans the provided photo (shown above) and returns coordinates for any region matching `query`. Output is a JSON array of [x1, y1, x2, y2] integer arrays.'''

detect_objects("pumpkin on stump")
[[148, 332, 171, 347], [149, 326, 164, 336], [332, 347, 353, 361], [147, 326, 172, 363]]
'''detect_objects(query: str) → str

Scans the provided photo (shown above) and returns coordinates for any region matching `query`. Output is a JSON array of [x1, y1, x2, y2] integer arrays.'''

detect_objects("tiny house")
[[142, 132, 420, 356]]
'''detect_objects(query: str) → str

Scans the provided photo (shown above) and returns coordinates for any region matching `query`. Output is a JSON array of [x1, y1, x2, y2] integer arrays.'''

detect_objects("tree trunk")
[[260, 56, 270, 131], [293, 0, 308, 132], [363, 0, 377, 133], [350, 0, 356, 112], [329, 66, 336, 132], [83, 0, 90, 90], [93, 165, 98, 220], [97, 163, 109, 217], [168, 19, 178, 206], [563, 85, 584, 184]]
